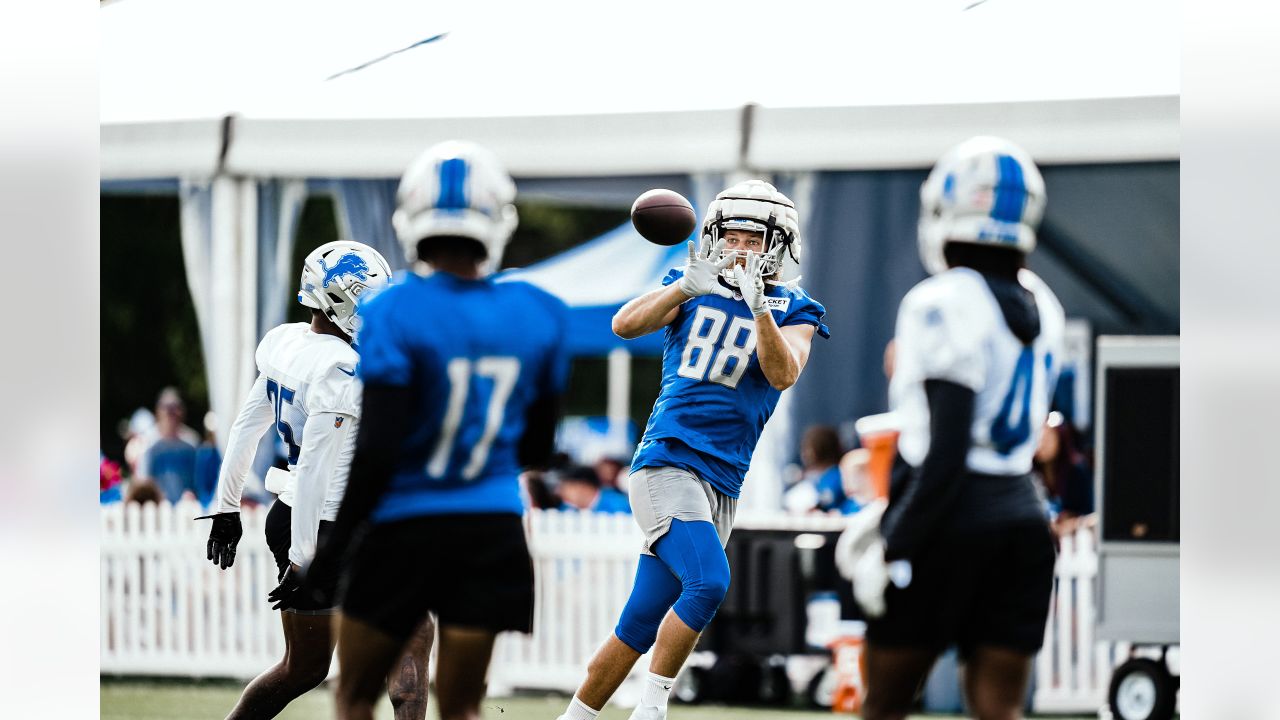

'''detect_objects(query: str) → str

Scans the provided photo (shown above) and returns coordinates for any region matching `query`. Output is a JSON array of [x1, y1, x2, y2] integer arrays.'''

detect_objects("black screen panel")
[[1102, 367, 1179, 542]]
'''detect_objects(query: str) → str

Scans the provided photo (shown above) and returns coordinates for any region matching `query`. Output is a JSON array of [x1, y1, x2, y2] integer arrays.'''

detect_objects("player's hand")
[[733, 252, 769, 317], [678, 239, 734, 299], [850, 538, 891, 617], [834, 498, 893, 617], [269, 564, 334, 612], [195, 512, 242, 569]]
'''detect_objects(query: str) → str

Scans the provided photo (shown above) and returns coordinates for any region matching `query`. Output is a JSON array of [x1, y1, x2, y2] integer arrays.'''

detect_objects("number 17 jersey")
[[355, 271, 571, 522], [890, 267, 1064, 476]]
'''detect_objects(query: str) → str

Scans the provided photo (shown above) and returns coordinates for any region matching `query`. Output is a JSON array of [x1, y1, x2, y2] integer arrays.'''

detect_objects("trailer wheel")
[[1108, 658, 1176, 720]]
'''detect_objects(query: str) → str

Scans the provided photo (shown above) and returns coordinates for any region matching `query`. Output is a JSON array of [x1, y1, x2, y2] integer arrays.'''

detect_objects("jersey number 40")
[[677, 306, 758, 390]]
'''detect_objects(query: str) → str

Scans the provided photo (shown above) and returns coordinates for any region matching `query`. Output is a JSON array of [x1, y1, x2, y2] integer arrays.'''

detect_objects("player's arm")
[[198, 374, 274, 568], [519, 394, 561, 469], [735, 252, 814, 390], [299, 382, 409, 603], [755, 318, 814, 391], [878, 379, 975, 561], [287, 411, 356, 568], [612, 284, 689, 339], [210, 375, 275, 512], [612, 239, 734, 339]]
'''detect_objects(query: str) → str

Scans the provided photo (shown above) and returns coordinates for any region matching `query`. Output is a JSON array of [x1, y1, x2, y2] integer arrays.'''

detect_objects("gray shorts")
[[629, 466, 738, 555]]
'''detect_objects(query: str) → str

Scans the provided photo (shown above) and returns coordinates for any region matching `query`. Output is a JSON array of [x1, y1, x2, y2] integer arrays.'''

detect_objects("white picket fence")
[[101, 502, 1115, 712]]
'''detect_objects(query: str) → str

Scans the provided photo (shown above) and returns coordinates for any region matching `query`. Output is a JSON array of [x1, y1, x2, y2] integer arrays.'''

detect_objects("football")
[[631, 189, 697, 246]]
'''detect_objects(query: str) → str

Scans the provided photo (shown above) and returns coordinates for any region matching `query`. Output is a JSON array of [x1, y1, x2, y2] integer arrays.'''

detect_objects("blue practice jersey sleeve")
[[356, 290, 413, 387]]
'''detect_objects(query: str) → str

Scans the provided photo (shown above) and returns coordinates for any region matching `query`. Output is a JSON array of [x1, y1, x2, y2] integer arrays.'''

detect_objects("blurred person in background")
[[121, 406, 155, 477], [562, 180, 829, 720], [838, 137, 1062, 720], [559, 465, 632, 514], [783, 425, 848, 513], [100, 453, 124, 504], [197, 240, 436, 720], [594, 455, 628, 493], [125, 478, 163, 506], [298, 141, 569, 720], [1032, 411, 1094, 536], [193, 411, 222, 508], [521, 469, 565, 511], [838, 447, 875, 515], [141, 387, 199, 503]]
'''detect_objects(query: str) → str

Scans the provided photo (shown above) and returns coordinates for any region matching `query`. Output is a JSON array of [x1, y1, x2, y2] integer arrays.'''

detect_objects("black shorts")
[[866, 521, 1057, 658], [264, 501, 336, 597], [339, 513, 534, 641]]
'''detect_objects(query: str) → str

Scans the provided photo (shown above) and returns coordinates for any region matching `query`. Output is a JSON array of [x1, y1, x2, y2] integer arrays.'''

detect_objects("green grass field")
[[100, 679, 1097, 720]]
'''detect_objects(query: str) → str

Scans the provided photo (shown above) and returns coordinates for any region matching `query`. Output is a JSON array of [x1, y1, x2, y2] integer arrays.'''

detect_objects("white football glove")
[[733, 251, 769, 317], [679, 239, 734, 299], [834, 498, 909, 618]]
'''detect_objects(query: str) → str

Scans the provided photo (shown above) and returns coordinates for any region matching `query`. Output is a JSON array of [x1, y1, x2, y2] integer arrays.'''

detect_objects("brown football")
[[631, 189, 697, 246]]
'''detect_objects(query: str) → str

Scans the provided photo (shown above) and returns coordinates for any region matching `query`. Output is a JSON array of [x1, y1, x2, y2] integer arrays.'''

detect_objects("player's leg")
[[225, 610, 336, 720], [646, 518, 731, 677], [432, 624, 498, 720], [333, 613, 410, 720], [860, 644, 941, 720], [959, 524, 1056, 720], [386, 613, 436, 720], [962, 645, 1034, 720], [569, 554, 683, 714]]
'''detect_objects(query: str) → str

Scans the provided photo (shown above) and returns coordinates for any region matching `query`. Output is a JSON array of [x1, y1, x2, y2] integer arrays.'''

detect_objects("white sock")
[[562, 695, 600, 720], [641, 672, 676, 709]]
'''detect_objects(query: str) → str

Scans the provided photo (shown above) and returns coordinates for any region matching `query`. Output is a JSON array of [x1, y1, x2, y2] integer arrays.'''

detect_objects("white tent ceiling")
[[101, 0, 1180, 179]]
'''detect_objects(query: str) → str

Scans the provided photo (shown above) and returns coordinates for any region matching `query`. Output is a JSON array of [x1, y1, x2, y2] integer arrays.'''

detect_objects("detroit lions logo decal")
[[319, 253, 370, 288]]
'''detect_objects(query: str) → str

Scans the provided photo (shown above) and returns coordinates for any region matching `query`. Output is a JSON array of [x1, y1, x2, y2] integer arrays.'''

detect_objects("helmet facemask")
[[700, 180, 802, 289]]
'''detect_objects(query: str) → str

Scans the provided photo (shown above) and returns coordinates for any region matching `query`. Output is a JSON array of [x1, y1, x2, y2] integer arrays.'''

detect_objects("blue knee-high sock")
[[652, 518, 731, 632], [614, 554, 683, 653]]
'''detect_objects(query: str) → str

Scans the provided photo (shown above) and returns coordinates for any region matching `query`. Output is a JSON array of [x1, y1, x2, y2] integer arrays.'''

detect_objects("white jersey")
[[212, 322, 361, 565], [889, 267, 1064, 476]]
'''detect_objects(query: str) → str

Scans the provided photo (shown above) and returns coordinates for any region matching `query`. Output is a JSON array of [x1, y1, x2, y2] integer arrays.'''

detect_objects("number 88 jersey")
[[632, 268, 829, 499], [889, 267, 1064, 476]]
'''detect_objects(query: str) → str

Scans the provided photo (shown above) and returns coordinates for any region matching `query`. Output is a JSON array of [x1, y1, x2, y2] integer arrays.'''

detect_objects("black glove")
[[270, 562, 336, 612], [195, 512, 243, 569]]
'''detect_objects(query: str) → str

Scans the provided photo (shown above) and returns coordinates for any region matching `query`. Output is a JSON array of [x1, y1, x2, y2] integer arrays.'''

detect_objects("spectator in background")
[[193, 411, 222, 508], [101, 453, 124, 504], [140, 387, 199, 503], [783, 425, 847, 513], [1033, 411, 1095, 535], [122, 407, 155, 478], [838, 448, 876, 515], [594, 455, 629, 494], [559, 465, 632, 514], [125, 478, 163, 506], [521, 470, 565, 511]]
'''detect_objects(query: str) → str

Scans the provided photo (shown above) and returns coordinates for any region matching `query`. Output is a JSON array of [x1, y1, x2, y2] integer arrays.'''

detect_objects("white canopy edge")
[[102, 119, 225, 181], [101, 95, 1178, 181], [750, 95, 1179, 170]]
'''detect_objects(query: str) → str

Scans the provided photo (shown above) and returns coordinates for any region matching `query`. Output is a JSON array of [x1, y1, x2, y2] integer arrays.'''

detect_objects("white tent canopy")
[[102, 0, 1179, 180]]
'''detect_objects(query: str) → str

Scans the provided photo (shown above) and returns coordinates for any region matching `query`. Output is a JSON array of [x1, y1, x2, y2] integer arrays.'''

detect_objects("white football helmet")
[[701, 180, 801, 287], [298, 240, 393, 337], [918, 135, 1046, 275], [392, 140, 519, 275]]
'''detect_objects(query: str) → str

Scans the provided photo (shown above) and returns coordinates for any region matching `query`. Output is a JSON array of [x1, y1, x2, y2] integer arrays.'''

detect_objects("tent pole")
[[607, 347, 631, 453]]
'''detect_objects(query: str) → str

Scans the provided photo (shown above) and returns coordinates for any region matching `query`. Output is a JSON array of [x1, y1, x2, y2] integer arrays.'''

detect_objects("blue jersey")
[[632, 269, 829, 498], [357, 272, 571, 521]]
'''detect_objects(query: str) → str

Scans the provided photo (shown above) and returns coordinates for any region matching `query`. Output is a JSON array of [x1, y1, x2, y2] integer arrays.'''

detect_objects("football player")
[[838, 137, 1064, 720], [560, 180, 830, 720], [199, 240, 435, 720], [297, 141, 570, 720]]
